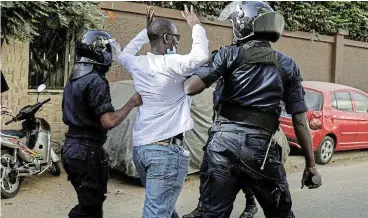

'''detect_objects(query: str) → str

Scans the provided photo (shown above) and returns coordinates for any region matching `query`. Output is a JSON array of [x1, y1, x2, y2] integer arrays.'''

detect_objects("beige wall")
[[274, 36, 334, 82], [343, 43, 368, 92], [1, 1, 368, 142]]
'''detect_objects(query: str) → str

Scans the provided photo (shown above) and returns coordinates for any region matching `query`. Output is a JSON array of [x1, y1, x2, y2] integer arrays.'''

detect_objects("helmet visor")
[[218, 1, 243, 22]]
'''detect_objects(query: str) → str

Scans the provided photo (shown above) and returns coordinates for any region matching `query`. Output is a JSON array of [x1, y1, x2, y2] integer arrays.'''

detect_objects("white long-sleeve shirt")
[[117, 24, 209, 146]]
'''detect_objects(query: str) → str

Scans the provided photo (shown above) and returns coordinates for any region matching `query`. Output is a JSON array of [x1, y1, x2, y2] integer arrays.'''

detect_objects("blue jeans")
[[133, 144, 190, 218]]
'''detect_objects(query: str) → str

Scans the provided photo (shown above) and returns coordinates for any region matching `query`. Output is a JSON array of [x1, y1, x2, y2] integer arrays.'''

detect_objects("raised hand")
[[146, 6, 155, 29], [181, 5, 201, 29]]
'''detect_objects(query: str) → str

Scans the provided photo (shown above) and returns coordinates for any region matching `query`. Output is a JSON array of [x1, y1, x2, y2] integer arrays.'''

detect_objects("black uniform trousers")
[[61, 137, 109, 218], [202, 123, 294, 218], [198, 130, 254, 204]]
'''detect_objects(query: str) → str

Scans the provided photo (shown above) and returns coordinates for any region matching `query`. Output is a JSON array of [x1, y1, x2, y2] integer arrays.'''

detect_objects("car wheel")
[[315, 136, 335, 165]]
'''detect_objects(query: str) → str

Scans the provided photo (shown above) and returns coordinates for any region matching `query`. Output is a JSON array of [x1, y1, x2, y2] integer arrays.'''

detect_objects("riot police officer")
[[184, 1, 322, 217], [183, 50, 258, 218], [61, 30, 142, 218]]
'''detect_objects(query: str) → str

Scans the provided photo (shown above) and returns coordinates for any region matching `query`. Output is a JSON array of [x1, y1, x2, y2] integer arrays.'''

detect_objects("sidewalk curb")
[[185, 151, 368, 181], [285, 151, 368, 174]]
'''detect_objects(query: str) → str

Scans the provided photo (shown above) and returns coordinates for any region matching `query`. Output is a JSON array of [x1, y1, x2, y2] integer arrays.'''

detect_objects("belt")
[[211, 123, 273, 136], [66, 126, 106, 143], [64, 137, 105, 147], [155, 137, 183, 146], [220, 106, 279, 133]]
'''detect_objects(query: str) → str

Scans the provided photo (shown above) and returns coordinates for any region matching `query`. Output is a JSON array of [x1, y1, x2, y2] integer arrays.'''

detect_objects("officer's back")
[[63, 70, 111, 142], [215, 42, 302, 118]]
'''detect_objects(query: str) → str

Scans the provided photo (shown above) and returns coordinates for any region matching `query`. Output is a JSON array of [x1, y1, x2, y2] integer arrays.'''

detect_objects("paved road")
[[2, 160, 368, 218]]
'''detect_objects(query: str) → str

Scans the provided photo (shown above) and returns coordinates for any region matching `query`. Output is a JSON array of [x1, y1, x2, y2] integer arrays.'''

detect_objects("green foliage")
[[136, 1, 368, 42], [1, 1, 107, 88], [0, 1, 106, 44], [271, 1, 368, 42]]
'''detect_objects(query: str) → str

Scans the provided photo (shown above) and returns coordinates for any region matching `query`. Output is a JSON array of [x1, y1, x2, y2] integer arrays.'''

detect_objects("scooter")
[[0, 84, 60, 199]]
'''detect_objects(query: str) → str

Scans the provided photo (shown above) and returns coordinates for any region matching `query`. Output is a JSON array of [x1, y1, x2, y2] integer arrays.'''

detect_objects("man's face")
[[165, 24, 180, 51]]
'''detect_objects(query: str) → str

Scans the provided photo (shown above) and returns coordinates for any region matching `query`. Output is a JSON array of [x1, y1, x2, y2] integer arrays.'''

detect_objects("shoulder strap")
[[272, 52, 287, 87]]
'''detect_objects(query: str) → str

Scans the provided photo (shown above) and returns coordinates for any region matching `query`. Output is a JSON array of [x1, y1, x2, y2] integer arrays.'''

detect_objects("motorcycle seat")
[[0, 130, 26, 139]]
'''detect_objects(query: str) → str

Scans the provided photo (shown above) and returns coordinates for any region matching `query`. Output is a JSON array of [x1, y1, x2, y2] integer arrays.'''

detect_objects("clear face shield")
[[218, 1, 243, 22], [218, 1, 255, 42], [108, 39, 122, 63]]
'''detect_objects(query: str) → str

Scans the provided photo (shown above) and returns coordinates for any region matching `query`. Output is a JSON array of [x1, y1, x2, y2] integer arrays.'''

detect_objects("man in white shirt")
[[116, 5, 209, 218]]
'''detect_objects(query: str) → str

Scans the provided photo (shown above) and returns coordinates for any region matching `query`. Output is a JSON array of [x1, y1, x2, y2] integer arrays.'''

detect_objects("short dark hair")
[[147, 18, 175, 42]]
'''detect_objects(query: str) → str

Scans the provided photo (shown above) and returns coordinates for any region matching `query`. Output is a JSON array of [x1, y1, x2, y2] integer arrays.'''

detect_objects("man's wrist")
[[127, 100, 137, 108], [305, 158, 316, 168], [305, 166, 316, 170], [141, 28, 149, 43]]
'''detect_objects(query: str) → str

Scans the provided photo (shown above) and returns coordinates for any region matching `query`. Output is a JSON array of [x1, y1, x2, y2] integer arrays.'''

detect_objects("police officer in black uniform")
[[62, 30, 142, 218], [183, 50, 258, 218], [184, 1, 322, 218]]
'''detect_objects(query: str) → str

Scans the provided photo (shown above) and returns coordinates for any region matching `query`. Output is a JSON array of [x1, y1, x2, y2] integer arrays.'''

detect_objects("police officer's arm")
[[184, 67, 210, 96], [100, 93, 142, 130], [88, 82, 142, 130], [283, 65, 316, 168], [184, 47, 230, 96], [292, 113, 315, 168]]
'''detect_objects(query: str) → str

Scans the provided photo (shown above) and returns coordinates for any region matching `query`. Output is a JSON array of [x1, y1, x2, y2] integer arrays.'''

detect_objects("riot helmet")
[[219, 1, 285, 43], [75, 30, 114, 66]]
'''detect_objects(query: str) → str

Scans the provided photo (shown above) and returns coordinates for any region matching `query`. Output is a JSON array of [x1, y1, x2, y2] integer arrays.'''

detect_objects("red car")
[[280, 81, 368, 165]]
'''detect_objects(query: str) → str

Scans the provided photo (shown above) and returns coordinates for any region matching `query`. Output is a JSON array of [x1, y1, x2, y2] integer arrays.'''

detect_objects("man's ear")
[[163, 34, 170, 44]]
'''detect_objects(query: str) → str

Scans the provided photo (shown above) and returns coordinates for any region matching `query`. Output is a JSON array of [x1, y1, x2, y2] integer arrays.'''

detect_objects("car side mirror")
[[36, 84, 46, 102]]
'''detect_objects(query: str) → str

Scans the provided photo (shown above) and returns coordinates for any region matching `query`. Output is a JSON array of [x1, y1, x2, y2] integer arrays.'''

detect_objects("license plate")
[[281, 110, 291, 118]]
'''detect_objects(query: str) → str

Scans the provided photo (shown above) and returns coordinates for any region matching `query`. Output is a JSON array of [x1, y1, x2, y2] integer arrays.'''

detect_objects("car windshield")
[[304, 89, 323, 111], [280, 89, 323, 112]]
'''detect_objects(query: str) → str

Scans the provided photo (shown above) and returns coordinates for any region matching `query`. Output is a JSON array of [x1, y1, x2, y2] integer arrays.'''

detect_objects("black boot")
[[182, 202, 203, 218], [239, 197, 258, 218]]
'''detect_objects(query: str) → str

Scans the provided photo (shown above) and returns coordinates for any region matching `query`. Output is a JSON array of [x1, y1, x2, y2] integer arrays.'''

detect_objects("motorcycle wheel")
[[48, 161, 61, 176], [1, 149, 22, 199]]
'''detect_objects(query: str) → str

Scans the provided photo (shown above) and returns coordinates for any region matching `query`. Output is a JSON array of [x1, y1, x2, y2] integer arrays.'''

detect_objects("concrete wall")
[[1, 1, 368, 142], [342, 41, 368, 92], [274, 35, 334, 82]]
